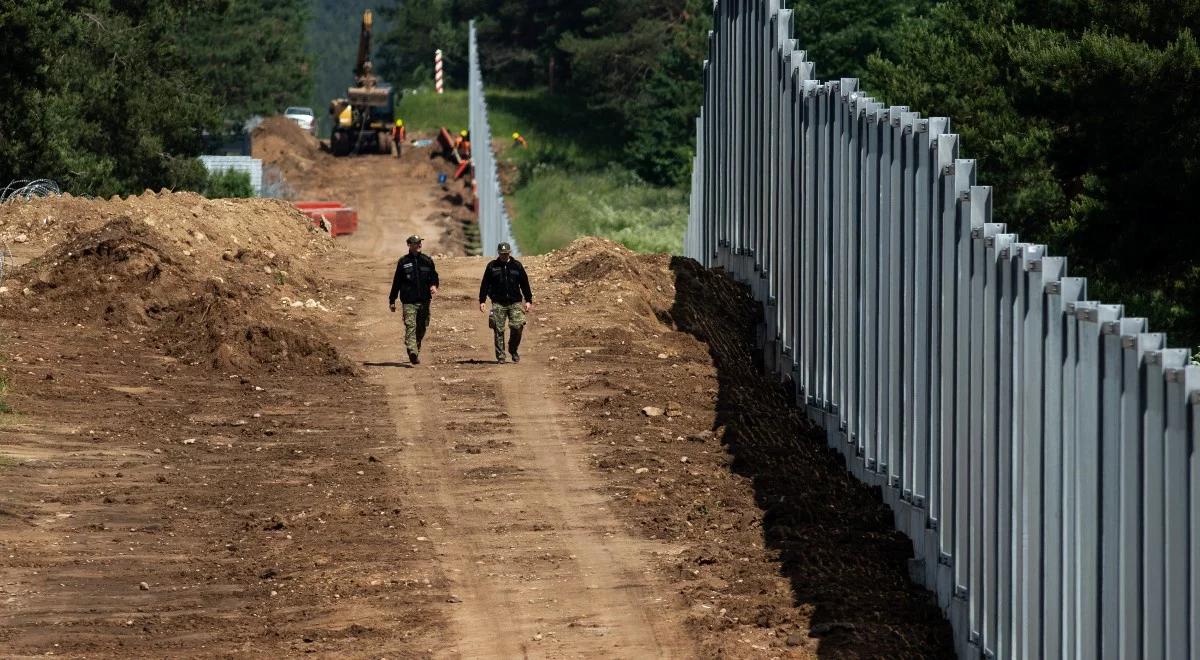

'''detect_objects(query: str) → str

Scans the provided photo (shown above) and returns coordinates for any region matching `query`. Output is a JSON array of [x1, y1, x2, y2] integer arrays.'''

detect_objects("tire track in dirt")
[[346, 247, 694, 658]]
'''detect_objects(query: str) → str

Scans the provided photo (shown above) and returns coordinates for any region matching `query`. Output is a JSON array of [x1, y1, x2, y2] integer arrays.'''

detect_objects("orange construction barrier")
[[293, 201, 359, 237]]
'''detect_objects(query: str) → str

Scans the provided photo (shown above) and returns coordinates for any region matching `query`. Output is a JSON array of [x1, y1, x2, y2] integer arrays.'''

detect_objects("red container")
[[292, 201, 358, 237]]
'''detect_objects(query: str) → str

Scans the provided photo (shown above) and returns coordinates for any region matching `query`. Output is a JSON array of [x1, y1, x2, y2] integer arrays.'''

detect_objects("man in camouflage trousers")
[[478, 241, 533, 363], [389, 234, 440, 365]]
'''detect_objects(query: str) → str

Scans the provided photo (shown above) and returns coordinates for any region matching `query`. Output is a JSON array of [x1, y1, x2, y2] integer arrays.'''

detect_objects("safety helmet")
[[406, 234, 423, 245], [396, 119, 404, 126], [512, 132, 520, 139], [497, 242, 512, 254], [460, 129, 468, 137]]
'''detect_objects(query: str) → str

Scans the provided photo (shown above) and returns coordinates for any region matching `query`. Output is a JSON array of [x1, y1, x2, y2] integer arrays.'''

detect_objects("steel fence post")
[[1042, 276, 1085, 658], [951, 159, 976, 647], [925, 125, 951, 593], [992, 233, 1018, 658], [861, 100, 880, 482], [1074, 302, 1118, 658], [1062, 297, 1098, 659], [1190, 386, 1200, 659], [1116, 322, 1153, 658], [900, 111, 920, 530], [1022, 250, 1060, 657], [910, 114, 935, 560], [846, 84, 863, 473], [979, 222, 1007, 655], [1142, 347, 1189, 658], [1163, 359, 1196, 660], [1019, 245, 1051, 659], [936, 134, 960, 610], [802, 80, 818, 417], [888, 108, 902, 508], [820, 83, 835, 424]]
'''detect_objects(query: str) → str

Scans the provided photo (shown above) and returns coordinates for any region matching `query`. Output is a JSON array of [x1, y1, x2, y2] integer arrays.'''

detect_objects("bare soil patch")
[[0, 193, 442, 657], [525, 237, 956, 658]]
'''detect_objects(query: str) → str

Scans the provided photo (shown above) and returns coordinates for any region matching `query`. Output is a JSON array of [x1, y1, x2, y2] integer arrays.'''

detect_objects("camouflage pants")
[[402, 302, 430, 355], [489, 303, 526, 359]]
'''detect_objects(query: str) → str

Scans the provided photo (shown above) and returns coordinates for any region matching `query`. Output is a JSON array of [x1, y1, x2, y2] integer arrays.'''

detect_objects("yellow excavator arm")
[[354, 10, 374, 83]]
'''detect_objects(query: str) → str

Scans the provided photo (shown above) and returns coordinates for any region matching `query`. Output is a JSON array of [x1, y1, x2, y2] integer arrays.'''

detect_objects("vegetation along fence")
[[468, 21, 519, 257], [684, 1, 1200, 658]]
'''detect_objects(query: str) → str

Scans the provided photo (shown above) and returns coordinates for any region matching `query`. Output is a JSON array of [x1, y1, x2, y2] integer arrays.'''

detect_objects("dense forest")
[[0, 0, 311, 197]]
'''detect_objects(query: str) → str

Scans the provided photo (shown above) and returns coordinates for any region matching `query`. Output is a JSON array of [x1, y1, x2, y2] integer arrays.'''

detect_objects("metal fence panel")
[[468, 21, 519, 256], [683, 1, 1200, 655]]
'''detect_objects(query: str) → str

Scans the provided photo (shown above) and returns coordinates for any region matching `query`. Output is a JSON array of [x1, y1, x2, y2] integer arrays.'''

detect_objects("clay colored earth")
[[0, 124, 952, 658]]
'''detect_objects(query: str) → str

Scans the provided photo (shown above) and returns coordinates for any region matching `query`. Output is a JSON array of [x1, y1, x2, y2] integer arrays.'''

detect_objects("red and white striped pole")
[[434, 49, 444, 94]]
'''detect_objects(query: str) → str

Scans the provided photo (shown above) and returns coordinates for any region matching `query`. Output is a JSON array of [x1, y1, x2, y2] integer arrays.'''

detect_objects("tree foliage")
[[377, 0, 466, 89], [0, 0, 312, 198], [866, 0, 1200, 343], [181, 0, 313, 121], [203, 168, 255, 199], [375, 0, 711, 186]]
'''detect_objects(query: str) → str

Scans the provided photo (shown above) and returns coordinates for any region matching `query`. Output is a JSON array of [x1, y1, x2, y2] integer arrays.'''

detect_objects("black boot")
[[508, 327, 523, 363], [408, 351, 419, 365]]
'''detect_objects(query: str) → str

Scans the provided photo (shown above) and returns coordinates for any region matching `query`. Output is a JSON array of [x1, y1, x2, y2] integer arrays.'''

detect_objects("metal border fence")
[[685, 1, 1200, 658], [468, 20, 519, 257]]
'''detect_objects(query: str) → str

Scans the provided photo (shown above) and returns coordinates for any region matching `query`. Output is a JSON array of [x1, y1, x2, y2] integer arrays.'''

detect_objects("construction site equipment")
[[328, 10, 395, 157], [293, 201, 358, 237]]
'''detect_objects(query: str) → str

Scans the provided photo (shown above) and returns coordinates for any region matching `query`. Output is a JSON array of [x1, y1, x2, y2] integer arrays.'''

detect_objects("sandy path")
[[313, 153, 693, 658]]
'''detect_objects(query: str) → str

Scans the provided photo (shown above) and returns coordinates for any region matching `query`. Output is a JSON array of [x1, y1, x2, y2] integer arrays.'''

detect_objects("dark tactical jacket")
[[389, 253, 440, 304], [478, 258, 533, 306]]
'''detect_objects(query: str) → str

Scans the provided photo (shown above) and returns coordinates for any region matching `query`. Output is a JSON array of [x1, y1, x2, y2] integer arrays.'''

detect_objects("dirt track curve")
[[0, 121, 954, 658]]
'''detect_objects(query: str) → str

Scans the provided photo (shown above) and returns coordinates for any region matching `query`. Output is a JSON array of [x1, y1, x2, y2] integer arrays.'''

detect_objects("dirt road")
[[337, 156, 694, 657]]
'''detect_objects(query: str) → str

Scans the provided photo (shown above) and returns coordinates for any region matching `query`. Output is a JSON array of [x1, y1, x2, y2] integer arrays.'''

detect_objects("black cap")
[[497, 242, 512, 254]]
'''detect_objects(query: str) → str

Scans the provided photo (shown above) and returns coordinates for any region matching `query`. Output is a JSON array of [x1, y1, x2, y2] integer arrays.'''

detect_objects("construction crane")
[[328, 9, 395, 157]]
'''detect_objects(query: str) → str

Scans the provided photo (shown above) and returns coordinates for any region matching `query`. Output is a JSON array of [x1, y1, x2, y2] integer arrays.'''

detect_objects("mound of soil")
[[0, 191, 332, 280], [252, 115, 326, 179], [540, 237, 678, 332], [0, 195, 354, 376]]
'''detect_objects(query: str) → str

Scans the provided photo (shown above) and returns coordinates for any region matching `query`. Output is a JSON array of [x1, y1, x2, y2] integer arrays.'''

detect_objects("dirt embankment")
[[0, 192, 350, 374], [251, 116, 326, 182], [0, 193, 442, 656], [529, 238, 955, 658]]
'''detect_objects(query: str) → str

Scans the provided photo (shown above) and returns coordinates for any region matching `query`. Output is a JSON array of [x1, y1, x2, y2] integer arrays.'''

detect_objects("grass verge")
[[510, 166, 687, 255]]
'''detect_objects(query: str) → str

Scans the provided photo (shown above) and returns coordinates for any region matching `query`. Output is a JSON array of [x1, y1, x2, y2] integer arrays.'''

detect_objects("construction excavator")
[[328, 9, 395, 157]]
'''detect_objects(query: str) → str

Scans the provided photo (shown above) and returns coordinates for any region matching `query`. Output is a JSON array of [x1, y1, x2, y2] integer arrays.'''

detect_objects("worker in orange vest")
[[512, 132, 528, 148], [455, 129, 472, 160], [391, 119, 406, 157]]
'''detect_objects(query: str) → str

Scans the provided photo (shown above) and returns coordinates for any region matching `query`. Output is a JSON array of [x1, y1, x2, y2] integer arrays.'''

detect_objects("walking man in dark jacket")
[[389, 235, 439, 365], [478, 242, 533, 363]]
